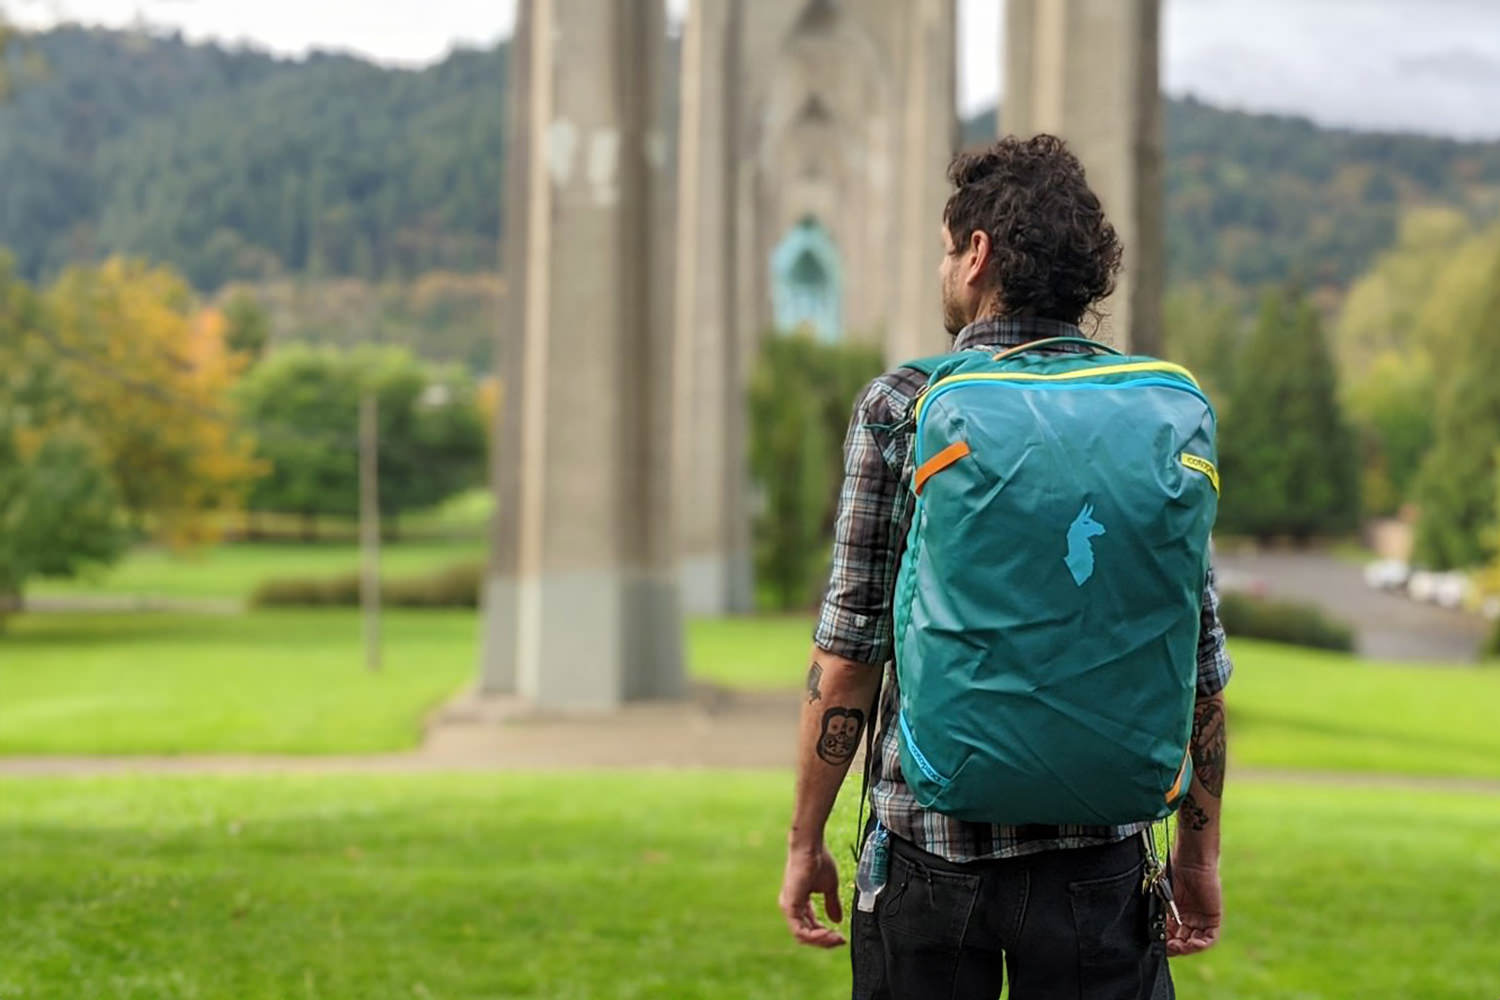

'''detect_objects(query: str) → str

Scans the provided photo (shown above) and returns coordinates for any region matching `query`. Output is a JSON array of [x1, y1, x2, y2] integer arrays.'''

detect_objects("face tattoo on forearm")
[[815, 706, 864, 765]]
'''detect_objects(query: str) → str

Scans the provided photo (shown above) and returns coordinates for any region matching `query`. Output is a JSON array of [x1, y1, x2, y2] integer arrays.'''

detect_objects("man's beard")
[[942, 286, 967, 339]]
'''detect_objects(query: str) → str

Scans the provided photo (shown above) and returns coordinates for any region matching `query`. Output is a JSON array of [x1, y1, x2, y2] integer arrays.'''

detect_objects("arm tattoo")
[[815, 707, 864, 766], [806, 662, 823, 704], [1180, 790, 1212, 831], [1190, 699, 1227, 799]]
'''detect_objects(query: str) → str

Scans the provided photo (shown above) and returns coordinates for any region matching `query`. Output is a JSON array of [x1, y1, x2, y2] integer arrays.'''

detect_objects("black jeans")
[[851, 833, 1173, 1000]]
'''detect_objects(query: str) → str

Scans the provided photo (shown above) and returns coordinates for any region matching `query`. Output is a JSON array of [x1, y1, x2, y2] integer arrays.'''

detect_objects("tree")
[[1344, 350, 1434, 517], [748, 334, 885, 610], [1412, 245, 1500, 569], [1335, 210, 1482, 515], [45, 258, 262, 545], [222, 291, 272, 361], [1162, 282, 1245, 409], [354, 346, 488, 532], [234, 345, 487, 537], [0, 18, 12, 101], [0, 256, 125, 620], [1334, 207, 1469, 378], [234, 347, 357, 536], [1217, 287, 1361, 541]]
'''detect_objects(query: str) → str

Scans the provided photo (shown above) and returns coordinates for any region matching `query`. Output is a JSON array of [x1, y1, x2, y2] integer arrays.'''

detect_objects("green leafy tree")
[[1345, 352, 1434, 517], [353, 346, 488, 532], [1217, 287, 1361, 541], [748, 334, 884, 610], [235, 345, 486, 538], [235, 347, 358, 536], [0, 256, 125, 620], [1162, 283, 1244, 408], [1336, 210, 1484, 515], [1413, 247, 1500, 569]]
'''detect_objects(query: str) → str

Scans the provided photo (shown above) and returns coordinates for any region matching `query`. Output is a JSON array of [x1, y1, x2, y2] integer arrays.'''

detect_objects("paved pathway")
[[22, 595, 243, 615], [1215, 551, 1488, 662]]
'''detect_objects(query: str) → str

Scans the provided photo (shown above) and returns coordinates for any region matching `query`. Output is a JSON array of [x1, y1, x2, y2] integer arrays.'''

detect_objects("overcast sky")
[[8, 0, 1500, 139]]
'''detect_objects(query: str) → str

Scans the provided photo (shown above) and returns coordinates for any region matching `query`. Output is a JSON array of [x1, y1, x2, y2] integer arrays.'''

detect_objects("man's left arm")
[[778, 648, 882, 948]]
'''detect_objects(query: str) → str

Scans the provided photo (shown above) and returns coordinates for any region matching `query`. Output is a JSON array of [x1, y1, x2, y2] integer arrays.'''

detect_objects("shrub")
[[251, 562, 481, 609], [1217, 591, 1356, 652], [383, 562, 481, 608], [250, 573, 360, 607]]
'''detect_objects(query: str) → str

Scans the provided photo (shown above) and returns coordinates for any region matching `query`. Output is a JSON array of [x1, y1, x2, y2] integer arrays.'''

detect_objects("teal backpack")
[[892, 337, 1218, 827]]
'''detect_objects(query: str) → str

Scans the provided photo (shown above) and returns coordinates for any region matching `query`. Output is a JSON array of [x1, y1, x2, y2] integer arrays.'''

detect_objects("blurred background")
[[0, 1, 1497, 998]]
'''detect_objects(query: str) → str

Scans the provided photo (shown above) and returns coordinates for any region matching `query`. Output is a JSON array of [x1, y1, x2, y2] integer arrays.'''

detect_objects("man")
[[778, 134, 1231, 999]]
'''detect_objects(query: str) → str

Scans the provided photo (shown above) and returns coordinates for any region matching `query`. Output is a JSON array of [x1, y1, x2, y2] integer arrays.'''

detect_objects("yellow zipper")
[[913, 361, 1200, 424]]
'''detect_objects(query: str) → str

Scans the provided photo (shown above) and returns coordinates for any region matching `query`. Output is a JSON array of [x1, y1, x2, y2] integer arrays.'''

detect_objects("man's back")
[[779, 136, 1230, 1000]]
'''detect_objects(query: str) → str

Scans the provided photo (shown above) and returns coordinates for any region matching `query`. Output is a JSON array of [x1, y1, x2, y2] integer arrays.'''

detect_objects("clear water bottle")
[[855, 822, 890, 912]]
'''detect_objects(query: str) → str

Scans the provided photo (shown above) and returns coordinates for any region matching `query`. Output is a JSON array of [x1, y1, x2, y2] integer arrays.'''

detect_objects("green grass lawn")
[[0, 772, 1494, 999], [30, 538, 484, 601], [4, 608, 1499, 770], [0, 611, 474, 754], [689, 616, 1500, 779]]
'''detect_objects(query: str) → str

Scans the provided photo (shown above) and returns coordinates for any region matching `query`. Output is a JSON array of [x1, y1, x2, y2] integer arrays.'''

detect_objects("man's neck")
[[951, 315, 1087, 354]]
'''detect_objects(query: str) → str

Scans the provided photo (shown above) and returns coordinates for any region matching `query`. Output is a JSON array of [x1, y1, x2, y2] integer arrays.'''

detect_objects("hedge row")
[[252, 560, 1365, 657], [1217, 591, 1355, 652], [251, 563, 481, 609]]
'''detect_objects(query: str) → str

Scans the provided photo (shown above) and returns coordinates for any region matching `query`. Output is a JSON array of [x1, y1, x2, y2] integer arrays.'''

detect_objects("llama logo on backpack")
[[1064, 502, 1106, 586]]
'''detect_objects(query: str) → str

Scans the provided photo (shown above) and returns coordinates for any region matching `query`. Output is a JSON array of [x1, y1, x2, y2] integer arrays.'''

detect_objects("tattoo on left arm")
[[805, 662, 823, 704], [815, 707, 864, 766], [1180, 790, 1212, 831], [1191, 699, 1227, 799]]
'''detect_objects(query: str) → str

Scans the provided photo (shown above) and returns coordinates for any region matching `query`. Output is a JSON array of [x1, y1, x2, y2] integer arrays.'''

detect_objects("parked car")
[[1407, 570, 1471, 609], [1363, 559, 1410, 591]]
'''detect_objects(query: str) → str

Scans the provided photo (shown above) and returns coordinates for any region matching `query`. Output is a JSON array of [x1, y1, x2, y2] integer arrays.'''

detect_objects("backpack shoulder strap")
[[897, 354, 951, 379]]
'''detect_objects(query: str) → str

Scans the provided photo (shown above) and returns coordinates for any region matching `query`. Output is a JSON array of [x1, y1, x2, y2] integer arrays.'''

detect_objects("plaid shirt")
[[813, 315, 1234, 863]]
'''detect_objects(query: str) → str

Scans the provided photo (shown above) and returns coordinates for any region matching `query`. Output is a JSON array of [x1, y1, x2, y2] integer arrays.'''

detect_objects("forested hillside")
[[0, 28, 285, 277], [0, 28, 506, 287], [4, 26, 1500, 298]]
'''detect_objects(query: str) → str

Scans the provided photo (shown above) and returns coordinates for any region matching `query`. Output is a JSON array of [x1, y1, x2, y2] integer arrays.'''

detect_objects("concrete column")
[[672, 0, 754, 616], [480, 0, 683, 709], [477, 0, 533, 696], [890, 0, 958, 363], [1002, 0, 1163, 354]]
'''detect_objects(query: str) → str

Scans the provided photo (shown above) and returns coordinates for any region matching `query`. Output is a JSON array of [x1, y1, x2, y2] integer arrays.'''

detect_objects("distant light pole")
[[359, 392, 382, 673]]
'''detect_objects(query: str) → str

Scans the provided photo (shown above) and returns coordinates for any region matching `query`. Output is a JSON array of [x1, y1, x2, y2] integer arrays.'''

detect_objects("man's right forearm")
[[1176, 691, 1226, 864]]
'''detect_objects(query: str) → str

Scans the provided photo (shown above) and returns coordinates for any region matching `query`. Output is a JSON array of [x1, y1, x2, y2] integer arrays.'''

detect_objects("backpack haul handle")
[[991, 336, 1123, 361]]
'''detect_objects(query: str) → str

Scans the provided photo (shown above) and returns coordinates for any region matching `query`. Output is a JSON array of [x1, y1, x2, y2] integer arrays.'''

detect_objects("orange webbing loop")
[[913, 441, 972, 495]]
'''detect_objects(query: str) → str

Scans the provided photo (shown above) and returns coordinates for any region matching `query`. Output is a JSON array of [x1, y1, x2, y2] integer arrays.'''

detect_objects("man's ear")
[[965, 229, 992, 289]]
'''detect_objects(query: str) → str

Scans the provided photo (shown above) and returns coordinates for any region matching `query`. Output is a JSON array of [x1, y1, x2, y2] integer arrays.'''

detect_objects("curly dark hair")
[[943, 134, 1122, 326]]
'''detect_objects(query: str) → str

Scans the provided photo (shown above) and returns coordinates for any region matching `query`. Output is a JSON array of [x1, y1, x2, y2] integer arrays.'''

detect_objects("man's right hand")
[[778, 842, 847, 949], [1165, 861, 1222, 956]]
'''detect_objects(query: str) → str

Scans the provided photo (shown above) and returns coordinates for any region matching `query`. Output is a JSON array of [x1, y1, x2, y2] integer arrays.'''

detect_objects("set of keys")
[[1141, 824, 1183, 928]]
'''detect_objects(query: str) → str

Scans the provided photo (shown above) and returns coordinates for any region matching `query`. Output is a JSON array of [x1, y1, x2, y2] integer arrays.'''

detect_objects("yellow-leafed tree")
[[46, 258, 263, 546]]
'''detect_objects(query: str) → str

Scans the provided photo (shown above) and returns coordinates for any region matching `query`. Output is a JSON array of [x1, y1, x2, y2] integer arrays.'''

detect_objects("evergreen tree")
[[748, 335, 884, 610], [1413, 247, 1500, 569], [223, 291, 271, 361], [1218, 287, 1361, 541]]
